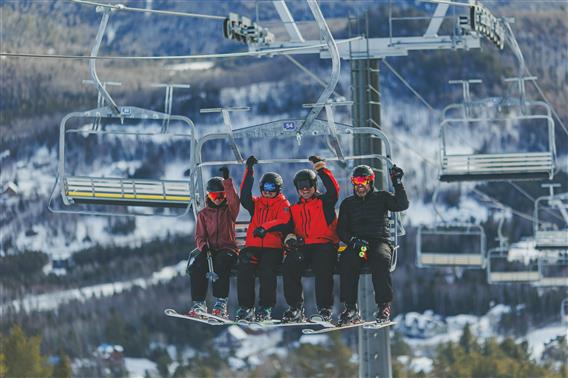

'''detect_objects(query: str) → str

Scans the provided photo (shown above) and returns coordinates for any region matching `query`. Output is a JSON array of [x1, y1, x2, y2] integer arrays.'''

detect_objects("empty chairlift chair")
[[439, 79, 556, 182], [486, 245, 540, 284], [48, 105, 196, 217], [534, 185, 568, 250], [416, 186, 486, 268], [535, 250, 568, 287]]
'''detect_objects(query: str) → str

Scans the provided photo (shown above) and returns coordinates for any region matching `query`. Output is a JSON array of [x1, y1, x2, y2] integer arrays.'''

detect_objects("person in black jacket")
[[336, 164, 409, 325]]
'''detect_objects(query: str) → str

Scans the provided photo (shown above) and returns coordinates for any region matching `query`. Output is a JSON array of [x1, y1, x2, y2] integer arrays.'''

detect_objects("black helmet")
[[351, 165, 375, 178], [206, 177, 224, 192], [260, 172, 283, 193], [293, 169, 317, 190]]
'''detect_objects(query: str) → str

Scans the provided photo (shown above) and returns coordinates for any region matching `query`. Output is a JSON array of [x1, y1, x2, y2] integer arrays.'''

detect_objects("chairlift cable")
[[284, 54, 344, 99], [71, 0, 226, 20], [0, 37, 361, 61]]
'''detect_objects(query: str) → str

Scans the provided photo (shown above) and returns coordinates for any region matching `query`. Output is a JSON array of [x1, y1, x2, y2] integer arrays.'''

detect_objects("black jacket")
[[337, 183, 409, 244]]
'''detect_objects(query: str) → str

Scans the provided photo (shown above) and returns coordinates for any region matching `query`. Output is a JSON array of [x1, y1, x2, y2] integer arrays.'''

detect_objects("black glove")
[[349, 237, 368, 252], [186, 249, 201, 275], [308, 155, 326, 171], [284, 234, 304, 252], [219, 166, 229, 180], [390, 165, 404, 185], [253, 227, 267, 238], [246, 155, 258, 168]]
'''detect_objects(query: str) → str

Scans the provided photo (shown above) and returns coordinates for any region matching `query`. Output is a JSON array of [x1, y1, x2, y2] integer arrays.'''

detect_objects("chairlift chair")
[[48, 7, 197, 217], [48, 105, 197, 217], [534, 250, 568, 287], [416, 186, 487, 268], [192, 116, 405, 272], [534, 189, 568, 250], [439, 80, 556, 182], [561, 298, 568, 325], [486, 245, 540, 284]]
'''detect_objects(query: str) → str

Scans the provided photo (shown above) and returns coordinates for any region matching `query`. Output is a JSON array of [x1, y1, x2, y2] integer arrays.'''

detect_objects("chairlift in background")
[[486, 210, 540, 284], [439, 78, 556, 182], [416, 186, 486, 268], [534, 183, 568, 250], [561, 298, 568, 325], [534, 250, 568, 287], [48, 7, 196, 217]]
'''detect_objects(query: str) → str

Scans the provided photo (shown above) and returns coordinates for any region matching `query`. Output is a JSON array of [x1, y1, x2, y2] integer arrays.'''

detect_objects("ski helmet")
[[293, 169, 317, 190], [260, 172, 283, 193], [206, 177, 224, 192], [351, 165, 375, 186]]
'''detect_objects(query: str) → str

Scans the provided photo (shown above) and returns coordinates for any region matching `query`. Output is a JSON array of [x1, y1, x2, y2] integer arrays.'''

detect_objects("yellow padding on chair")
[[67, 191, 191, 202]]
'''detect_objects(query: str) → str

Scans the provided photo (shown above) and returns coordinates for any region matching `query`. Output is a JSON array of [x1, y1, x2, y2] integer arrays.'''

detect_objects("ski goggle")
[[262, 182, 277, 192], [208, 191, 225, 201], [351, 175, 373, 186], [296, 179, 314, 190]]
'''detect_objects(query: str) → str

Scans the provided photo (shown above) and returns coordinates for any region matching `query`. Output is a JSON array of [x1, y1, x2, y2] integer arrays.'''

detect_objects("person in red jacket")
[[266, 156, 340, 323], [235, 156, 291, 322], [188, 166, 239, 319]]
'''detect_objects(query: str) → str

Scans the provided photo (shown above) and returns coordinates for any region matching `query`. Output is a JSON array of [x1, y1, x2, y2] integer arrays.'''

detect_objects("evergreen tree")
[[2, 325, 52, 378], [0, 351, 6, 378], [52, 352, 72, 378]]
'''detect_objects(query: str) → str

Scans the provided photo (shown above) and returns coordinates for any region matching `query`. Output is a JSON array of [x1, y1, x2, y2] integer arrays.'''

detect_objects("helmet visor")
[[351, 176, 372, 186], [208, 191, 226, 201], [262, 182, 277, 192], [296, 179, 314, 190]]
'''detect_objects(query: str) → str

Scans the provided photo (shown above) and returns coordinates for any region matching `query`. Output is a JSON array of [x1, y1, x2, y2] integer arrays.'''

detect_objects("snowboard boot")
[[255, 306, 272, 322], [282, 306, 305, 323], [339, 304, 361, 326], [235, 307, 255, 322], [374, 302, 392, 324], [211, 298, 229, 319], [187, 301, 207, 318], [311, 307, 333, 323]]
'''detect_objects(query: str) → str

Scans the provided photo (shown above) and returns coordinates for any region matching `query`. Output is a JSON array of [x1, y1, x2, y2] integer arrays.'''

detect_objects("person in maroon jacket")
[[235, 156, 291, 322], [266, 156, 340, 323], [188, 166, 240, 319]]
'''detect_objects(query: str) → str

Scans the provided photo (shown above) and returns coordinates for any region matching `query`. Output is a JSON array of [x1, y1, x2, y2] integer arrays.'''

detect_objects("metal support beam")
[[272, 0, 304, 42], [352, 56, 392, 378]]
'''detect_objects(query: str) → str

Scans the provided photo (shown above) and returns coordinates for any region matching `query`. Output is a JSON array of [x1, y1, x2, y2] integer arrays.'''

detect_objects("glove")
[[186, 249, 201, 275], [246, 155, 258, 168], [308, 155, 326, 171], [201, 245, 210, 254], [284, 234, 304, 252], [349, 237, 368, 252], [219, 166, 230, 180], [253, 227, 267, 238], [390, 165, 404, 185]]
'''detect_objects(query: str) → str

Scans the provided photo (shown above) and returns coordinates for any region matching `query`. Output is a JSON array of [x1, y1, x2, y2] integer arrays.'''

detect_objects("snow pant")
[[190, 249, 237, 301], [282, 243, 337, 309], [237, 247, 283, 308], [339, 241, 393, 305]]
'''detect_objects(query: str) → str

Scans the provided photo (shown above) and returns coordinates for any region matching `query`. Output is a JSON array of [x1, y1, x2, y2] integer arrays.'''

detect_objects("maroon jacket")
[[195, 178, 240, 254]]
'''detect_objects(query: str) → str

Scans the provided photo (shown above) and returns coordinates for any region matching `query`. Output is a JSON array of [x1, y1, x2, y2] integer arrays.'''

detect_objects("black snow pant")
[[339, 241, 393, 305], [282, 243, 337, 310], [237, 247, 283, 308], [190, 249, 237, 301]]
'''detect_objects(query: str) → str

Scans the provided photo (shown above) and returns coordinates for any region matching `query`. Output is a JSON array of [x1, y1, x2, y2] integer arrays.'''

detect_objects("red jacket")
[[195, 178, 240, 254], [269, 167, 340, 245], [240, 167, 291, 248]]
